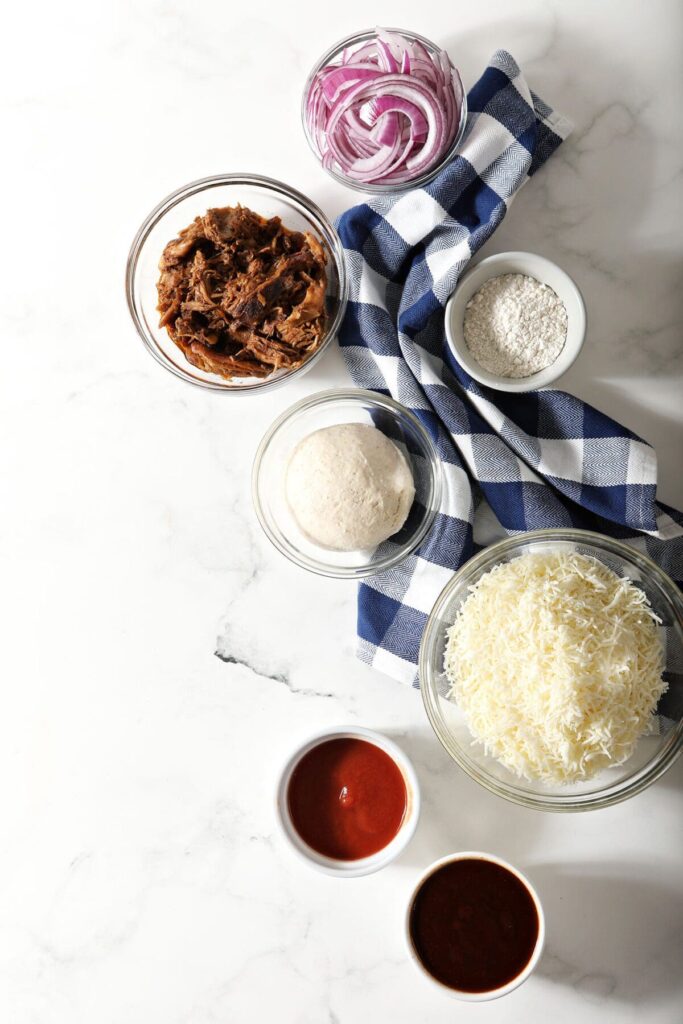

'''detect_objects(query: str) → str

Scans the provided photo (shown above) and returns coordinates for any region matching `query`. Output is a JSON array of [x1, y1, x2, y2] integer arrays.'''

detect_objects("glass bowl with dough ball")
[[252, 389, 442, 578], [420, 529, 683, 811]]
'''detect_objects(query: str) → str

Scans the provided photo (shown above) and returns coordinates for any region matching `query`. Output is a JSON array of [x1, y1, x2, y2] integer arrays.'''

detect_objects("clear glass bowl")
[[419, 530, 683, 811], [126, 174, 348, 393], [252, 388, 442, 578], [301, 28, 468, 194]]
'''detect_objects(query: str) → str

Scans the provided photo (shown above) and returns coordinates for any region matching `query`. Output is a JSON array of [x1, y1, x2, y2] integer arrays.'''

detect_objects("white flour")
[[463, 273, 568, 378]]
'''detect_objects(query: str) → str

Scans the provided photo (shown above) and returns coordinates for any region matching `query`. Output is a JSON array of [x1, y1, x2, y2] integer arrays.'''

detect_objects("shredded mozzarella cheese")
[[444, 551, 667, 783]]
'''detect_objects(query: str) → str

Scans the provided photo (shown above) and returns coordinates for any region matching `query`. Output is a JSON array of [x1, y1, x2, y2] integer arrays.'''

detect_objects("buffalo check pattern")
[[335, 50, 683, 686]]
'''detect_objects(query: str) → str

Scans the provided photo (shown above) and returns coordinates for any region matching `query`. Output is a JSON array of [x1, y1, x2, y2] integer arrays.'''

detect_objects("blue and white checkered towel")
[[335, 49, 683, 686]]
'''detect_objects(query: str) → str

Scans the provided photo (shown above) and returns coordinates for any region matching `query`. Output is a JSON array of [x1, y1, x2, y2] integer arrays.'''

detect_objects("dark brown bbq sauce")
[[409, 858, 539, 993]]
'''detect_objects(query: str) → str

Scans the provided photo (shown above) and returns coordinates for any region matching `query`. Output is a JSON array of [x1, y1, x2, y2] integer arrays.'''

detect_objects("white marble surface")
[[2, 1, 682, 1021]]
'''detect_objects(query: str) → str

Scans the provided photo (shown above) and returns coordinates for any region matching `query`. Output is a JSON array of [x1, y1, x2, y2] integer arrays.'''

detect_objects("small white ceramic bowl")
[[405, 852, 546, 1000], [445, 251, 586, 392], [276, 726, 420, 878]]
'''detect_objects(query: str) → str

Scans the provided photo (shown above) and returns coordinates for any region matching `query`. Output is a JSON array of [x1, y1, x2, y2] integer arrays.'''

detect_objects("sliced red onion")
[[305, 29, 462, 186], [376, 38, 399, 73], [320, 65, 384, 104], [359, 95, 429, 144]]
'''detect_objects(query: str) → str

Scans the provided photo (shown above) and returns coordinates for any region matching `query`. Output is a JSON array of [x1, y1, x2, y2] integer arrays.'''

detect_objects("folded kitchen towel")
[[335, 49, 683, 686]]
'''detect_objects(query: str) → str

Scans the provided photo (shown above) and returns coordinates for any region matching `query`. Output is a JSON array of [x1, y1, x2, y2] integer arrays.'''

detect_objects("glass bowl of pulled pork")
[[126, 174, 348, 392]]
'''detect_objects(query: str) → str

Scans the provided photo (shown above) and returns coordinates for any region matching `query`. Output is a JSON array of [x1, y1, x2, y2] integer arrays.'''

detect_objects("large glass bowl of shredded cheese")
[[419, 530, 683, 811]]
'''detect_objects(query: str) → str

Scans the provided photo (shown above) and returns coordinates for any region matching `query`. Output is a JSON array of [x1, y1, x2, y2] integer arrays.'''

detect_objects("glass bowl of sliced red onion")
[[302, 27, 467, 192]]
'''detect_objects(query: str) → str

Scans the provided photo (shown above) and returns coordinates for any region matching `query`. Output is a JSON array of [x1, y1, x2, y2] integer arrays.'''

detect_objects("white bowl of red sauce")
[[405, 852, 545, 1000], [276, 726, 420, 877]]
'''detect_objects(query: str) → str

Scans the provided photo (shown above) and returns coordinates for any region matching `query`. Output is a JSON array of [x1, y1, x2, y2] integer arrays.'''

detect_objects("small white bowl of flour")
[[445, 252, 586, 392]]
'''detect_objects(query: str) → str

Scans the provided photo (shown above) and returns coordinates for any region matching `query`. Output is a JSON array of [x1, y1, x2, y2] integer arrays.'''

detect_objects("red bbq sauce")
[[287, 738, 407, 860], [409, 858, 539, 993]]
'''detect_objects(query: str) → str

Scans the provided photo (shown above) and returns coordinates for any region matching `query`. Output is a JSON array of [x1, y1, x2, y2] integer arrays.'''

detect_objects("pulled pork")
[[157, 205, 328, 380]]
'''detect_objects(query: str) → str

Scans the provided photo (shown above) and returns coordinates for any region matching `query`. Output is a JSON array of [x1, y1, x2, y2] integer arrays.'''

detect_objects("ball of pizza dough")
[[285, 423, 415, 551]]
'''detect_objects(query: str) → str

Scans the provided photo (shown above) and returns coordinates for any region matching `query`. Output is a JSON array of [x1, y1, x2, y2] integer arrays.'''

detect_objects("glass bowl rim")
[[419, 527, 683, 811], [125, 172, 349, 394], [251, 387, 444, 578], [301, 26, 468, 194]]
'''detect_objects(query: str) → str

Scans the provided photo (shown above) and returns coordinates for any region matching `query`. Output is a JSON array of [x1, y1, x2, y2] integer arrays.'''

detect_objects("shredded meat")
[[157, 205, 328, 380]]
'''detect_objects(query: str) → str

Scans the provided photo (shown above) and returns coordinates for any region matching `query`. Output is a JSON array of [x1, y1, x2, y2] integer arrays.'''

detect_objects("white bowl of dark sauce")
[[406, 852, 545, 1000]]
